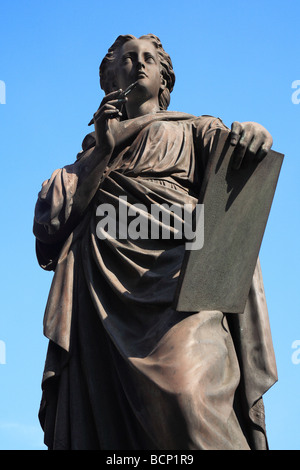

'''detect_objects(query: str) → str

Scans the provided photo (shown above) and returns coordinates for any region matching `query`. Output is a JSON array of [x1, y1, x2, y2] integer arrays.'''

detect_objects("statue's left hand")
[[230, 121, 273, 170]]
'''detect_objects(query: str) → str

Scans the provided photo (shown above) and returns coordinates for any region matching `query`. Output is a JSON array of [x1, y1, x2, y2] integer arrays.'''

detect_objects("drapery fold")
[[34, 112, 277, 450]]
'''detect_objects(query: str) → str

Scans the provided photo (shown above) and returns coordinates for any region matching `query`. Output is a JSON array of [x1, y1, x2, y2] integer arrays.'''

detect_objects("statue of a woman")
[[34, 34, 277, 450]]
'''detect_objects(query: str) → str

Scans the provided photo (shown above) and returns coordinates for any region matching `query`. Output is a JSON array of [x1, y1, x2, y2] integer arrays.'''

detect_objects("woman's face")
[[114, 38, 164, 103]]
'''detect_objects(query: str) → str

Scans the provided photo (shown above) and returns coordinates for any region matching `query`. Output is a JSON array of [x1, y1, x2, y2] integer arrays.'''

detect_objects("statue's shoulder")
[[156, 111, 219, 125], [161, 111, 227, 129], [192, 115, 229, 134], [81, 132, 96, 152], [76, 132, 96, 160]]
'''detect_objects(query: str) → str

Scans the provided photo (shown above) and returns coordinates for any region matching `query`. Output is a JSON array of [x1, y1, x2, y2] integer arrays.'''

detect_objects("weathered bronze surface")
[[34, 34, 280, 450]]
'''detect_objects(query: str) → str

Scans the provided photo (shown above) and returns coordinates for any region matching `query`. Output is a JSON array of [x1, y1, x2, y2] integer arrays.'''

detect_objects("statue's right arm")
[[33, 90, 125, 246], [33, 143, 113, 245]]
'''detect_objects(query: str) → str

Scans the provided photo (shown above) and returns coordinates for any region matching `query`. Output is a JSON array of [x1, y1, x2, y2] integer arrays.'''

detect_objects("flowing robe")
[[33, 111, 278, 450]]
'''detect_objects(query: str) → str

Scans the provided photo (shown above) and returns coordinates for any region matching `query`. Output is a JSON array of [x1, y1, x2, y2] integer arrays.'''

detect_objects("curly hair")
[[99, 34, 175, 111]]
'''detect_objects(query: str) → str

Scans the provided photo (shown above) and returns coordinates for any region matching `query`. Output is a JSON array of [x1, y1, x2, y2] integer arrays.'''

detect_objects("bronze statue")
[[33, 34, 278, 450]]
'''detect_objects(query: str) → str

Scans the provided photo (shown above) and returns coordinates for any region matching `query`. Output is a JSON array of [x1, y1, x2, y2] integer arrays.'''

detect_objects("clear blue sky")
[[0, 0, 299, 450]]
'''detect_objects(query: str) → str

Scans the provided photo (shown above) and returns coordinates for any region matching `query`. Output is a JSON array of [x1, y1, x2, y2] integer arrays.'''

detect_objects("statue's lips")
[[136, 72, 148, 79]]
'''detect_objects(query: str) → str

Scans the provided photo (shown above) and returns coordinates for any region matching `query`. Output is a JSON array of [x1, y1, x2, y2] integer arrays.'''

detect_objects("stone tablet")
[[175, 129, 284, 313]]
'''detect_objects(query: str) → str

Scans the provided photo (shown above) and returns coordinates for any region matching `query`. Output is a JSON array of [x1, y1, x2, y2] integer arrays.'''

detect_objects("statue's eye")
[[122, 55, 133, 64], [145, 54, 155, 63]]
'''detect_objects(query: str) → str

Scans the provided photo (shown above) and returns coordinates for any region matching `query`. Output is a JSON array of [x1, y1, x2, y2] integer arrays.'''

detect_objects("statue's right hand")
[[93, 90, 127, 153]]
